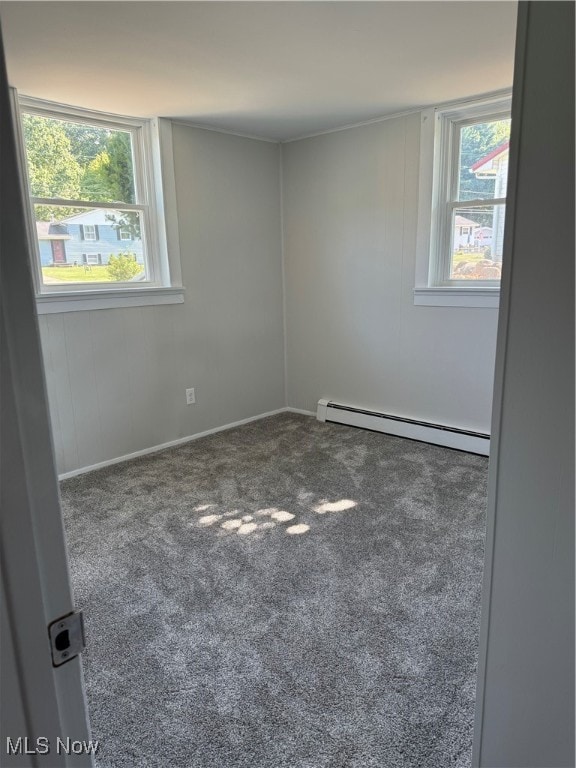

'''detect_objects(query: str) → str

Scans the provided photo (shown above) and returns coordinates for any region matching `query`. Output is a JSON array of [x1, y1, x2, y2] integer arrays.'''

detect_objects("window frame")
[[414, 91, 512, 308], [119, 227, 132, 241], [82, 224, 97, 242], [11, 92, 184, 313]]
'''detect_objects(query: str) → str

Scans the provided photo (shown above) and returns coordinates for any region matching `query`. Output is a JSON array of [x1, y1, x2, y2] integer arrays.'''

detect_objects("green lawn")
[[42, 265, 143, 283], [452, 250, 489, 267]]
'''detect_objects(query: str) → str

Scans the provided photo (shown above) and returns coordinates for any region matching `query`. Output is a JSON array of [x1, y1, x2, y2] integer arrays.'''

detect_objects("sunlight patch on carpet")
[[314, 499, 357, 514]]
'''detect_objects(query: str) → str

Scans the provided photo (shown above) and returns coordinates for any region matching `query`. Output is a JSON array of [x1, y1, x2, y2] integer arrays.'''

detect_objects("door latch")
[[48, 611, 85, 667]]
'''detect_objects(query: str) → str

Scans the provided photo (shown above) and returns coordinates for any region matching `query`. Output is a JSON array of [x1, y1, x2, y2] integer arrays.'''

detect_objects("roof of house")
[[60, 208, 121, 225], [36, 221, 72, 240], [471, 141, 510, 174], [455, 214, 478, 227]]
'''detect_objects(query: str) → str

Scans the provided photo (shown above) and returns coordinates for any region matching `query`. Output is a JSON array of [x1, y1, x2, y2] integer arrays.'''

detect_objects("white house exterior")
[[453, 214, 478, 250], [471, 141, 509, 261], [473, 226, 493, 248]]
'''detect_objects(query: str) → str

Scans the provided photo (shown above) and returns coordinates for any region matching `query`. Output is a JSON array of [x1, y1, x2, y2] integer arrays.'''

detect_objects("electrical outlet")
[[186, 388, 196, 405]]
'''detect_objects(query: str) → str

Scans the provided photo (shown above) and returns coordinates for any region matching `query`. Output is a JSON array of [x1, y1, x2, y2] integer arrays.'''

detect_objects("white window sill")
[[36, 286, 185, 314], [414, 287, 500, 308]]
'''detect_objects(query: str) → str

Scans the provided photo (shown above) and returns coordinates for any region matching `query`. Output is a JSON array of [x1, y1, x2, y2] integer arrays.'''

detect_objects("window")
[[415, 93, 511, 307], [82, 224, 97, 241], [12, 94, 183, 312]]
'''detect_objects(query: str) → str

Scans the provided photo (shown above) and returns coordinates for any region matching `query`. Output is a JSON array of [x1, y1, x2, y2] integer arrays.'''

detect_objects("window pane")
[[34, 205, 147, 285], [22, 113, 136, 204], [457, 118, 511, 201], [450, 205, 506, 280]]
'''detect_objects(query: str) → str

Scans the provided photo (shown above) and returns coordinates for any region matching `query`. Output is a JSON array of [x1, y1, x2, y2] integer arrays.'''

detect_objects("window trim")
[[415, 91, 512, 308], [11, 91, 184, 312], [82, 224, 97, 242]]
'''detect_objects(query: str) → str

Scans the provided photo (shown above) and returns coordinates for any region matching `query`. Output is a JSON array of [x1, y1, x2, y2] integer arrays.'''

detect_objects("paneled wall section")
[[41, 113, 501, 474], [282, 114, 499, 433], [40, 126, 285, 474]]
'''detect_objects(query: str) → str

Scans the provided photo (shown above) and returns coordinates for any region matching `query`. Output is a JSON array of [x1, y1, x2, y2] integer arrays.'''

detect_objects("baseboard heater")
[[316, 399, 490, 456]]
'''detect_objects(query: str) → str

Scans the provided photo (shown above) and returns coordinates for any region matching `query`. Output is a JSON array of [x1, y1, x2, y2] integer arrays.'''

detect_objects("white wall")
[[282, 114, 499, 433], [40, 125, 285, 475], [42, 107, 504, 475]]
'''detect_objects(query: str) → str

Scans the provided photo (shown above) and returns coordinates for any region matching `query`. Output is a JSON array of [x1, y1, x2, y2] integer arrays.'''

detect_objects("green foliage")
[[106, 252, 142, 281], [81, 151, 113, 201], [24, 113, 136, 227], [78, 130, 141, 238], [62, 122, 110, 166], [79, 132, 135, 204], [22, 114, 83, 220], [104, 132, 135, 204]]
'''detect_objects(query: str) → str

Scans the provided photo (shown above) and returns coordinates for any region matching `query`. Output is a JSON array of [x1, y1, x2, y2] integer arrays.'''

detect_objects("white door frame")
[[0, 27, 94, 767]]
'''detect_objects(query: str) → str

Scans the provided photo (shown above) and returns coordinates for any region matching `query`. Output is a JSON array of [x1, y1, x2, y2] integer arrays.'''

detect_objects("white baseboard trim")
[[58, 407, 290, 480], [316, 399, 490, 456], [284, 407, 316, 417]]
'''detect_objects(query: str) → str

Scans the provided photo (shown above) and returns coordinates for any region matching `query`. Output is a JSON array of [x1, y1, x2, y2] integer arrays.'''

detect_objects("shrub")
[[107, 252, 142, 281]]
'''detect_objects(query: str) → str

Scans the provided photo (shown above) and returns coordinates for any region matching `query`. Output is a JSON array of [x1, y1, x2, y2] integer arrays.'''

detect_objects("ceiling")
[[1, 1, 517, 142]]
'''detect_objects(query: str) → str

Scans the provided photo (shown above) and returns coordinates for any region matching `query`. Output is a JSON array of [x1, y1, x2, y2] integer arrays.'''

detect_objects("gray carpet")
[[60, 412, 487, 768]]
